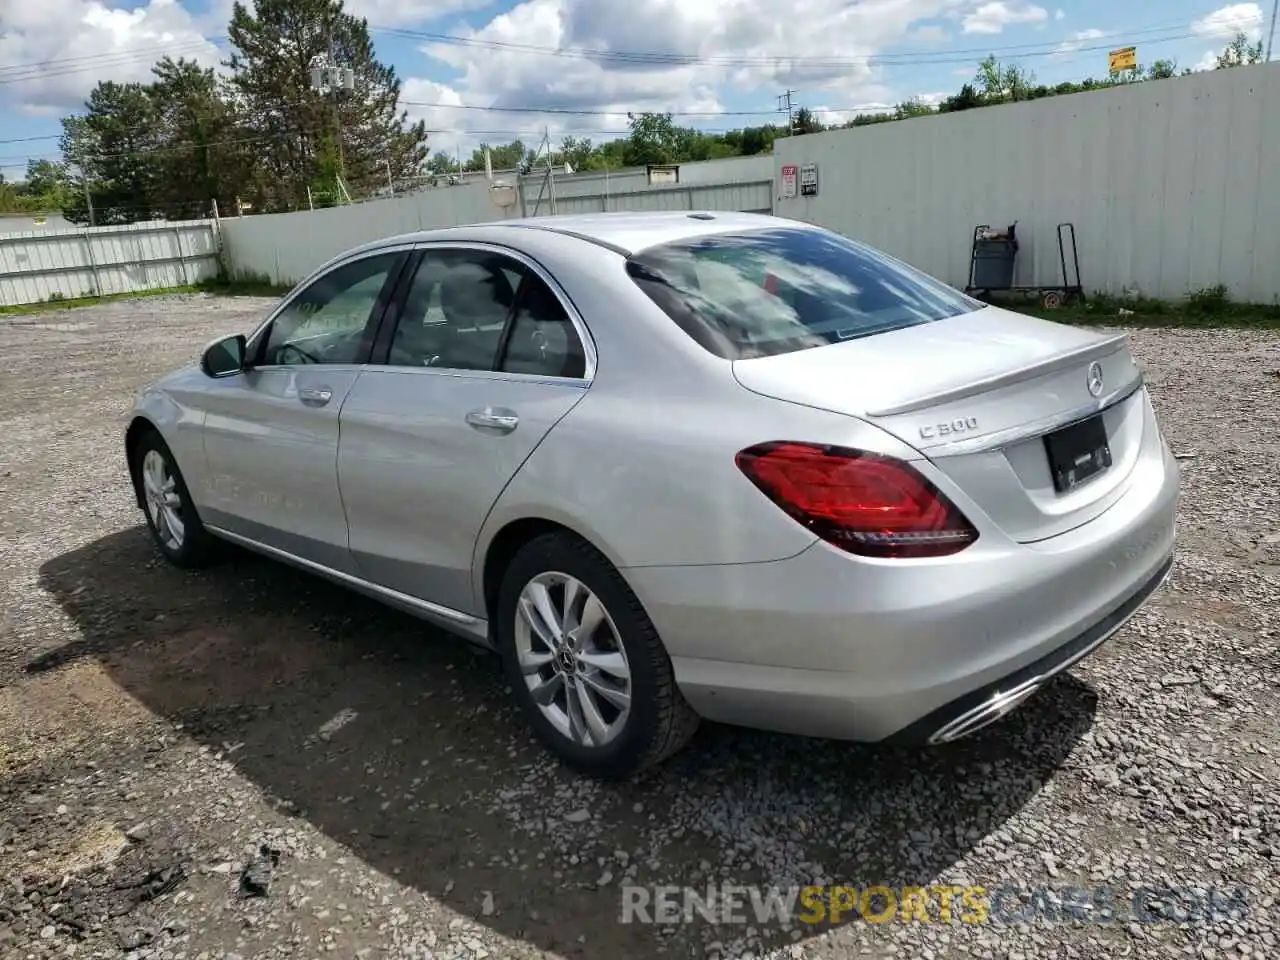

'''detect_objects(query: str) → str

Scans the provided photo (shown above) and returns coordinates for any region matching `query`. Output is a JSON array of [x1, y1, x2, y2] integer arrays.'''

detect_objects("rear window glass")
[[625, 227, 983, 360]]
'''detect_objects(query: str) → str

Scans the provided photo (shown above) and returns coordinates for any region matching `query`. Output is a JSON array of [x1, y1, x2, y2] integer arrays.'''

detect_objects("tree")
[[148, 57, 247, 218], [427, 151, 458, 176], [1216, 31, 1264, 69], [225, 0, 428, 211], [466, 139, 526, 172], [560, 136, 598, 171], [792, 107, 825, 135], [976, 55, 1036, 103], [24, 160, 70, 198], [938, 83, 983, 113], [624, 112, 681, 166], [894, 97, 935, 119], [60, 81, 161, 224]]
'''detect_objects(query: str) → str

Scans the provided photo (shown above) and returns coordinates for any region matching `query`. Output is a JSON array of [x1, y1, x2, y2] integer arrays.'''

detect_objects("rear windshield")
[[625, 226, 983, 360]]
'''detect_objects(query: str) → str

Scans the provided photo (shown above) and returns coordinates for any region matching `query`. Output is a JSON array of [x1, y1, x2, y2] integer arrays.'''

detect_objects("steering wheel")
[[277, 342, 322, 365]]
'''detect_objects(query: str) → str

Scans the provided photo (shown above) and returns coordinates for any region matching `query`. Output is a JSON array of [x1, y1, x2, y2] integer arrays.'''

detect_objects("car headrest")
[[439, 263, 515, 328]]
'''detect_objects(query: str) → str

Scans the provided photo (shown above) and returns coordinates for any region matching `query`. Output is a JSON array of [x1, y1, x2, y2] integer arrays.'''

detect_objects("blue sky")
[[0, 0, 1270, 180]]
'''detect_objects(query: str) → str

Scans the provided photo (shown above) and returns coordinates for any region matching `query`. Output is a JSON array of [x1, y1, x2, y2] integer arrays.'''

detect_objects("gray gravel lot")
[[1, 293, 1278, 960]]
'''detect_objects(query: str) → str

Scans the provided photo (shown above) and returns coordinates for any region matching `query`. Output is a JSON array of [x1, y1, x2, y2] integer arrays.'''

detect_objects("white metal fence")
[[218, 176, 774, 286], [774, 60, 1280, 304], [11, 62, 1280, 307], [0, 220, 220, 308]]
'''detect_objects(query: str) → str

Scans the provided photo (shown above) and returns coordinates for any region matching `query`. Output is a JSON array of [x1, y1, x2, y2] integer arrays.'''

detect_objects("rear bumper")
[[624, 441, 1179, 743], [884, 551, 1172, 744]]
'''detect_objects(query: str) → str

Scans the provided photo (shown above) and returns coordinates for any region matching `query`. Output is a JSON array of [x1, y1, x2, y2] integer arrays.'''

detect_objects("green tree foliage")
[[60, 81, 160, 224], [1216, 31, 1264, 68], [52, 0, 426, 222], [226, 0, 427, 211]]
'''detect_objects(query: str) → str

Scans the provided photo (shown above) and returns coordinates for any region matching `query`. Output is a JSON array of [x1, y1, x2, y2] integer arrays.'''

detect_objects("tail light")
[[735, 441, 978, 559]]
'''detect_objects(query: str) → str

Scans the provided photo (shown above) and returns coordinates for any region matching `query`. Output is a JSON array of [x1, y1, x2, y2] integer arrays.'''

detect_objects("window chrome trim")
[[924, 373, 1145, 458], [406, 239, 599, 382], [355, 364, 591, 388]]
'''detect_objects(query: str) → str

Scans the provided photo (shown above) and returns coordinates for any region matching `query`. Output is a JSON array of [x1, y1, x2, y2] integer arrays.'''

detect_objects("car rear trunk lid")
[[731, 306, 1147, 543]]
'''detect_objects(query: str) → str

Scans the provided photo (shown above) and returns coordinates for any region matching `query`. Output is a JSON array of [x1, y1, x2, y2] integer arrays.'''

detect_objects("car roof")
[[344, 210, 808, 260]]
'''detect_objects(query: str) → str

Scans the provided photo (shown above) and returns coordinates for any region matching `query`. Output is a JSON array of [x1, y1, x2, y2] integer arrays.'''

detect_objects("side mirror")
[[200, 334, 248, 378]]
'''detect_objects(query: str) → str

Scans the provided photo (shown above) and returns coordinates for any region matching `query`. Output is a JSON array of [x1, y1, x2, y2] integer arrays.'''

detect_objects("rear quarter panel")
[[469, 228, 929, 583]]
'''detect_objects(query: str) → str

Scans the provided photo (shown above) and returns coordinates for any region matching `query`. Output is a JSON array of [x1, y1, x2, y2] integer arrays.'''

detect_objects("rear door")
[[337, 243, 593, 615], [198, 248, 408, 571]]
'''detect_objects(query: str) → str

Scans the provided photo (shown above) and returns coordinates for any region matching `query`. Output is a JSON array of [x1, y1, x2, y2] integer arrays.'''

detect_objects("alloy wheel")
[[141, 448, 185, 551], [513, 571, 633, 748]]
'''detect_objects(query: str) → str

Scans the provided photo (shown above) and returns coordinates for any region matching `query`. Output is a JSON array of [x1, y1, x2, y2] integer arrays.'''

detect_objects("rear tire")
[[495, 532, 699, 780], [133, 428, 222, 569]]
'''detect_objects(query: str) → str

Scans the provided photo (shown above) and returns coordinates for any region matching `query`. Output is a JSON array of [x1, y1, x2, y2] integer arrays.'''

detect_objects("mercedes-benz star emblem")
[[1086, 361, 1104, 398]]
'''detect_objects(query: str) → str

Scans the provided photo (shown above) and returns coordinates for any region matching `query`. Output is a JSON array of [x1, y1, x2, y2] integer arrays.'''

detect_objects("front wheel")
[[495, 532, 699, 780], [133, 429, 222, 568]]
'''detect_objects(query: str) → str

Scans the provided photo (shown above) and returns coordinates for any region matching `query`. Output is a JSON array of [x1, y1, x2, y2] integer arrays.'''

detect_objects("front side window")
[[261, 252, 401, 366], [626, 227, 983, 360]]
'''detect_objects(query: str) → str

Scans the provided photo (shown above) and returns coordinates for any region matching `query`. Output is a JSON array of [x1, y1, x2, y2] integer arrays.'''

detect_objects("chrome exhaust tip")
[[927, 677, 1044, 745]]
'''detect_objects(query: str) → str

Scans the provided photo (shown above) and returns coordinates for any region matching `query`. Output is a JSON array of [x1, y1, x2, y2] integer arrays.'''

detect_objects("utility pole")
[[1267, 0, 1278, 61], [310, 42, 354, 200], [777, 89, 799, 135], [78, 164, 95, 228]]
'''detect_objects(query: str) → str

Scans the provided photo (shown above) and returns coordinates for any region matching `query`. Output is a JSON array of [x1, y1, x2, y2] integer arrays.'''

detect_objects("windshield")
[[626, 226, 984, 360]]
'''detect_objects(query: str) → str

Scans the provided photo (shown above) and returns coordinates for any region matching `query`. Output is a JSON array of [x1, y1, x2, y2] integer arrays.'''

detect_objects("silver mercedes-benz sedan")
[[125, 211, 1178, 779]]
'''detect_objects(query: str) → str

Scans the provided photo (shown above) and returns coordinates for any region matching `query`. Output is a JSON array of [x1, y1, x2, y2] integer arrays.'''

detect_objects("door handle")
[[299, 386, 333, 406], [466, 409, 519, 433]]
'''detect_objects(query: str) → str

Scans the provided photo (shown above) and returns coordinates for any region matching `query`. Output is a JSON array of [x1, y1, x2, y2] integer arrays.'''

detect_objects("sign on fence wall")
[[1109, 46, 1137, 74], [780, 164, 798, 199]]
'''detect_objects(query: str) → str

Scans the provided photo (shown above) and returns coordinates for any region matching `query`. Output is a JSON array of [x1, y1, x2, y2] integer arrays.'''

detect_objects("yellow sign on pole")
[[1109, 46, 1137, 74]]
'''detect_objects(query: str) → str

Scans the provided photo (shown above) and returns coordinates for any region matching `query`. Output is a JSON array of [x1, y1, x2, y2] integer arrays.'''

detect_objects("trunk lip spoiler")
[[914, 372, 1145, 458], [864, 332, 1132, 418]]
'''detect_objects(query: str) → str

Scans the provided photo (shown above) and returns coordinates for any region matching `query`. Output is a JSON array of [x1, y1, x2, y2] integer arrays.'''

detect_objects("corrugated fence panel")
[[774, 61, 1280, 303], [0, 219, 220, 307], [220, 177, 775, 286]]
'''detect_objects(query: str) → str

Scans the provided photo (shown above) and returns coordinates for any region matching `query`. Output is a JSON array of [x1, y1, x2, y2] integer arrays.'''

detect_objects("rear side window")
[[625, 227, 983, 360]]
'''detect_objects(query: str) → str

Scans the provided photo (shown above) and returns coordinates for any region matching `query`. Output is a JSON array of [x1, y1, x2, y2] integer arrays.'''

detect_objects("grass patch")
[[0, 274, 292, 316], [0, 285, 203, 316], [996, 285, 1280, 330], [196, 270, 293, 299]]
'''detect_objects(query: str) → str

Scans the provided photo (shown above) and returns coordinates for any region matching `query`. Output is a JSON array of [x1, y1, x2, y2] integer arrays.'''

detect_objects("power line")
[[376, 20, 1202, 68], [0, 15, 1202, 89], [0, 38, 228, 76], [0, 39, 226, 86]]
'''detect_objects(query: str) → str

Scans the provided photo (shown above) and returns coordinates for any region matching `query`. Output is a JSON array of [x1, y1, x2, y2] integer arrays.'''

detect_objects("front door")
[[337, 244, 592, 614], [199, 249, 408, 572]]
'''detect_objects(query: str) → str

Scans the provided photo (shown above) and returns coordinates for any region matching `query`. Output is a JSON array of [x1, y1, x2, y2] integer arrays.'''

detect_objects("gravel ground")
[[1, 293, 1277, 960]]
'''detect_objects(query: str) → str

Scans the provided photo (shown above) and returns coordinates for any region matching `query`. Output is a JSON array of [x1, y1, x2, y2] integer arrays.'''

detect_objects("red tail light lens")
[[735, 441, 979, 559]]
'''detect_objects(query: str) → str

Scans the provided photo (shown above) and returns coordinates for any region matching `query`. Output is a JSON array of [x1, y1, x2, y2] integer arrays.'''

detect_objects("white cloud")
[[1054, 7, 1065, 20], [404, 0, 967, 156], [961, 1, 1049, 34], [911, 25, 951, 44], [1191, 3, 1264, 40], [0, 0, 222, 113], [1194, 48, 1222, 71], [1054, 27, 1106, 56]]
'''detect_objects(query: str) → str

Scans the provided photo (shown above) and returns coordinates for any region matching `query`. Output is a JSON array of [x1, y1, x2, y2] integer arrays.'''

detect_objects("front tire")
[[495, 532, 699, 780], [133, 429, 221, 568]]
